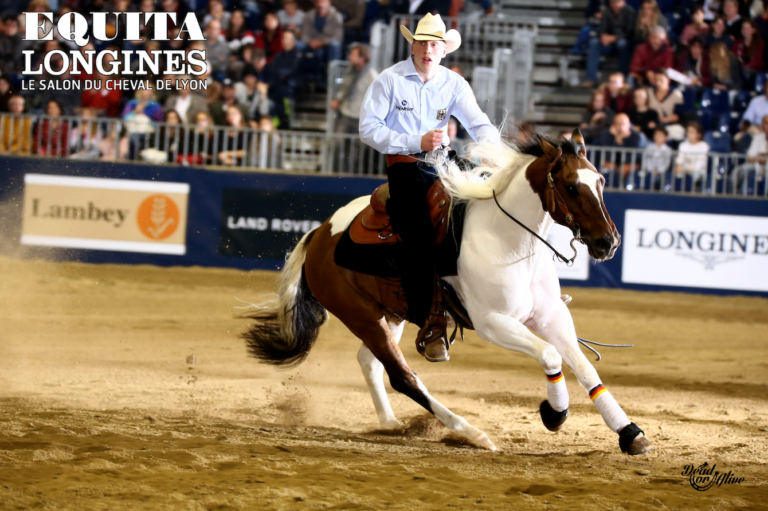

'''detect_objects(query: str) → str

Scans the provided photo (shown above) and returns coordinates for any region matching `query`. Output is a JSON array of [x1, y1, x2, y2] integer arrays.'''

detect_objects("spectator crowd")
[[575, 0, 768, 190]]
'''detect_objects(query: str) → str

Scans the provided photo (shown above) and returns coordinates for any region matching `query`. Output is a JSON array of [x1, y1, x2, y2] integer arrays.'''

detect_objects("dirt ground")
[[0, 256, 766, 510]]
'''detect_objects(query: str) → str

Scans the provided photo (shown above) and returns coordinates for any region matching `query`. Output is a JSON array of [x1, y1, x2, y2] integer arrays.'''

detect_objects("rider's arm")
[[359, 73, 423, 155]]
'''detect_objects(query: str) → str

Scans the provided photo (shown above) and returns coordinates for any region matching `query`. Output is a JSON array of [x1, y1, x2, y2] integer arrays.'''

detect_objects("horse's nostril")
[[594, 237, 612, 252]]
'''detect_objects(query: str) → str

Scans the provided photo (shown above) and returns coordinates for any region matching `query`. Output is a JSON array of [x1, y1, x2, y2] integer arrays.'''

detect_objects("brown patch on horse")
[[349, 181, 451, 246]]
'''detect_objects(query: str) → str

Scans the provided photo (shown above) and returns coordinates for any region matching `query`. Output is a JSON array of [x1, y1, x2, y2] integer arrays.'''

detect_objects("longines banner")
[[21, 174, 189, 255], [622, 209, 768, 292]]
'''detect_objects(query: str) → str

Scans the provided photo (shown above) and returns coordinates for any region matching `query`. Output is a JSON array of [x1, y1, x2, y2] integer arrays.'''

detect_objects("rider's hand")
[[421, 129, 443, 152]]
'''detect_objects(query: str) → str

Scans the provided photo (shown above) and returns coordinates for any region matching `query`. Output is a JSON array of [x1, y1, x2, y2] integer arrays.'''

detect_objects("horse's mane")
[[431, 135, 577, 204]]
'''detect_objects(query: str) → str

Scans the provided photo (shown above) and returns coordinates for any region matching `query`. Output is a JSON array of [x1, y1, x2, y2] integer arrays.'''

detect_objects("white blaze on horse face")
[[577, 168, 601, 202], [329, 196, 370, 236], [577, 167, 609, 224]]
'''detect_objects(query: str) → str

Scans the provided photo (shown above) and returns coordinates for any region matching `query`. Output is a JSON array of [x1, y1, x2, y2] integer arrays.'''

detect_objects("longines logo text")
[[637, 229, 768, 254], [682, 462, 744, 491], [636, 228, 768, 269]]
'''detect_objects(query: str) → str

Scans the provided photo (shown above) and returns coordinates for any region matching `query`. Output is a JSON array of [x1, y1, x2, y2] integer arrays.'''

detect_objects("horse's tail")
[[242, 230, 326, 367]]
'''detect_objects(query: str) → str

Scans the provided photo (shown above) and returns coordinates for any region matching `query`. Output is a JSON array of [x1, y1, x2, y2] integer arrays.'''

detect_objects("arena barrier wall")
[[1, 156, 767, 297]]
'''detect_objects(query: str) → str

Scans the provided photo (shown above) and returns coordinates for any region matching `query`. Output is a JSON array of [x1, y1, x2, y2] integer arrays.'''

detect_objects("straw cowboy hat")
[[399, 13, 461, 54]]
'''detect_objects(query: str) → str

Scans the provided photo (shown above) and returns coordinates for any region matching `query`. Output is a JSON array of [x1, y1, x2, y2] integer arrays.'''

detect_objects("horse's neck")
[[470, 167, 553, 257]]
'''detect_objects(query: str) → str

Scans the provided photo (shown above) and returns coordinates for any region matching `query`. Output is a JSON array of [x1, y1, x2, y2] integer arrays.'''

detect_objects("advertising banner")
[[220, 189, 358, 259], [622, 209, 768, 292], [547, 224, 590, 281], [21, 174, 189, 255]]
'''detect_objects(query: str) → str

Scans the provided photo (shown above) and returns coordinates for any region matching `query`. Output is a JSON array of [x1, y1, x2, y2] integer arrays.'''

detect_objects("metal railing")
[[369, 21, 393, 80], [586, 145, 767, 198], [0, 113, 388, 175], [1, 113, 765, 197], [326, 60, 351, 135]]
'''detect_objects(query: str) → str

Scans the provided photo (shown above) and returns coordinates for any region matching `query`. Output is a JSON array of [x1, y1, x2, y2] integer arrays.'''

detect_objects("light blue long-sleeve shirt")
[[741, 95, 768, 126], [358, 57, 500, 155]]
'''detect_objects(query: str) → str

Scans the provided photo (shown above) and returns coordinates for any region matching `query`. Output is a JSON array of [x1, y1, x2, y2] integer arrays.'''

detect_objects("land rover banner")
[[21, 174, 189, 255], [622, 209, 768, 292]]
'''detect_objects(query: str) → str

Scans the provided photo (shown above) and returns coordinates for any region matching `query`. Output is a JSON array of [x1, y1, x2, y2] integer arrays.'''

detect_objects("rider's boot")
[[415, 278, 450, 362]]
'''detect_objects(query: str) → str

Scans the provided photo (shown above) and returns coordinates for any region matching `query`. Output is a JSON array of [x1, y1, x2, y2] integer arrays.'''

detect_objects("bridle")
[[492, 147, 583, 267]]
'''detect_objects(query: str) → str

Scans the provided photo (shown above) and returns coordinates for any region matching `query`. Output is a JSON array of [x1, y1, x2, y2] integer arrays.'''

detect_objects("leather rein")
[[491, 147, 583, 267]]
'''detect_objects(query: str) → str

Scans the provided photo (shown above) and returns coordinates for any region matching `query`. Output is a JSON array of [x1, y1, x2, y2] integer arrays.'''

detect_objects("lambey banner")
[[21, 174, 189, 255]]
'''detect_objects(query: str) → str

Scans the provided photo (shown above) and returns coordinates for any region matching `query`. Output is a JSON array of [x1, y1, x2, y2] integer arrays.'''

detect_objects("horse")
[[242, 129, 653, 455]]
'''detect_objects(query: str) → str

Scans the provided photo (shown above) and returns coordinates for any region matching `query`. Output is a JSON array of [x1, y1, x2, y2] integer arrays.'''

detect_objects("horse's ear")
[[572, 129, 587, 158], [540, 136, 560, 161]]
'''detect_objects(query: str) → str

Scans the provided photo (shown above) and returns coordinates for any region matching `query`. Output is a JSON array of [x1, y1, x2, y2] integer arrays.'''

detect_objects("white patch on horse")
[[577, 168, 609, 224], [577, 168, 601, 201], [329, 196, 370, 236]]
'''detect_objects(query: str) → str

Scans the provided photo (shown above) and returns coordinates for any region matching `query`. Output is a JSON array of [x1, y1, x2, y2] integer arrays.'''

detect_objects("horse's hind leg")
[[357, 319, 404, 430], [350, 316, 496, 451]]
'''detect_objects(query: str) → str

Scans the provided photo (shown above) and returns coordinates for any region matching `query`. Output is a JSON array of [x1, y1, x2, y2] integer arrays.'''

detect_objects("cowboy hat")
[[399, 13, 461, 54]]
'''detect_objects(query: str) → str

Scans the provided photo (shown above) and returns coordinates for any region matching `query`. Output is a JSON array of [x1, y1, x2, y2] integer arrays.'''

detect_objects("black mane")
[[516, 134, 579, 159]]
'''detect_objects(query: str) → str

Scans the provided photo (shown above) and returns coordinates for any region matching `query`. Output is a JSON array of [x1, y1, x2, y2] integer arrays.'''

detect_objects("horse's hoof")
[[472, 432, 497, 451], [380, 419, 403, 430], [539, 400, 568, 432], [619, 423, 654, 455]]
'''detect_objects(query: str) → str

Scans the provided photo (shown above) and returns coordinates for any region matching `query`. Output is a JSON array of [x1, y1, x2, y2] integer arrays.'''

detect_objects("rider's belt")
[[386, 153, 423, 166]]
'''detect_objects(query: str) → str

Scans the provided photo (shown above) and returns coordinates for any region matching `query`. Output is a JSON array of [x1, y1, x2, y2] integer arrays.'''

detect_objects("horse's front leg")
[[532, 294, 653, 455], [472, 310, 572, 431]]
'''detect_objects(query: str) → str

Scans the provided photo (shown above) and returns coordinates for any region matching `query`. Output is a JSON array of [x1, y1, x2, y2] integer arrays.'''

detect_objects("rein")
[[490, 148, 581, 267]]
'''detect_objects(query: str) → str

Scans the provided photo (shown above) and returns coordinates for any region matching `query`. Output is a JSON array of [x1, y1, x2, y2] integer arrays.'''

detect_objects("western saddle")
[[349, 181, 451, 246]]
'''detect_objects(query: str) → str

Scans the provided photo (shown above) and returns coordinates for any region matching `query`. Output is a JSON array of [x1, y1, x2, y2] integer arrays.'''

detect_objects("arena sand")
[[0, 255, 766, 510]]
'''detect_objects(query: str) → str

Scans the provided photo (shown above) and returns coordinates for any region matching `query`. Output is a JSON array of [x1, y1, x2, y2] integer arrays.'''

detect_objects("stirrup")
[[415, 312, 448, 355]]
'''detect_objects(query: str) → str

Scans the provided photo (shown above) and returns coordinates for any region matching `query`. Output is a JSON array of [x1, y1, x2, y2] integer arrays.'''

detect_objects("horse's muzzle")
[[590, 233, 620, 260]]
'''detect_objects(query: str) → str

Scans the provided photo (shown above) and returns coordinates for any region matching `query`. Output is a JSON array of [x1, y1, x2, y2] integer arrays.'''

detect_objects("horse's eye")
[[566, 184, 578, 195]]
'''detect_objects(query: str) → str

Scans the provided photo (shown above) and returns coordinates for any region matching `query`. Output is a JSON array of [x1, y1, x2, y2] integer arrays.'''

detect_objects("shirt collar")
[[403, 57, 446, 86], [403, 57, 420, 77]]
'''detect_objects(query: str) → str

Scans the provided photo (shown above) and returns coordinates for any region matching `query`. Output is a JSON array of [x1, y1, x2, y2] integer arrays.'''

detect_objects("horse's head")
[[524, 128, 620, 260]]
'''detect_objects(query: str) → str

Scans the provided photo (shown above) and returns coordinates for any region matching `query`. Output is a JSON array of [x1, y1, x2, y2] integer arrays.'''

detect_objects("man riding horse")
[[359, 13, 501, 363]]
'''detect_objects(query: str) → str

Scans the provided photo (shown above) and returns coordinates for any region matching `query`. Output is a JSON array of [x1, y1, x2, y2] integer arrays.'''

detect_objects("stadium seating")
[[733, 90, 756, 112], [714, 112, 731, 133], [704, 131, 731, 153], [727, 112, 742, 134], [696, 110, 713, 131], [701, 88, 731, 114], [755, 72, 768, 93]]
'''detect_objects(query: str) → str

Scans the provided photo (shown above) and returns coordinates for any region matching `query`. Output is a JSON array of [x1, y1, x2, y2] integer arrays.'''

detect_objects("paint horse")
[[242, 129, 653, 455]]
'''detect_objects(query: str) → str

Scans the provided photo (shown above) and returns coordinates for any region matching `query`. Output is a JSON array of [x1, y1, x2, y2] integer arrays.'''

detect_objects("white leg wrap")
[[545, 370, 569, 412], [591, 388, 631, 433]]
